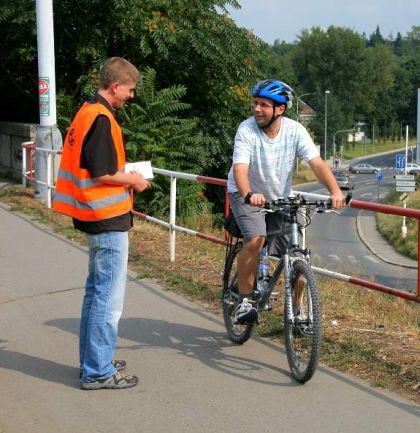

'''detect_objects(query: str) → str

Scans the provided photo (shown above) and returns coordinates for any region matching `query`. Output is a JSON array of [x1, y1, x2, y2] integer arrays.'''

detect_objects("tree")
[[0, 0, 267, 215], [291, 26, 395, 147], [0, 1, 38, 121], [368, 25, 384, 46], [121, 67, 213, 219]]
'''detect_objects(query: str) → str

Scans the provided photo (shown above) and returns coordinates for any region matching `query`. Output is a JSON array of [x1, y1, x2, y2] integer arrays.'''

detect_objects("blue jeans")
[[79, 231, 128, 381]]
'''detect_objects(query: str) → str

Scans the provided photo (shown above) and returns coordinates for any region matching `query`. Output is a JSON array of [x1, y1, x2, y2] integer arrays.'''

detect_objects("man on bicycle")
[[227, 79, 345, 324]]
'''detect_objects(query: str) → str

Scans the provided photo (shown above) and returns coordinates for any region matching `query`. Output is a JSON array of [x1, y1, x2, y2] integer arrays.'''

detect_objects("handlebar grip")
[[345, 193, 352, 205]]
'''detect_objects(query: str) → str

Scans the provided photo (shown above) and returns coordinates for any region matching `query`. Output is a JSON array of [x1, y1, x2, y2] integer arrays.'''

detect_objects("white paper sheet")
[[124, 161, 154, 179]]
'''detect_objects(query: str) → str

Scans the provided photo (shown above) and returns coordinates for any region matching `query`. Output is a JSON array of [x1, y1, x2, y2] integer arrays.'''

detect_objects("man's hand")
[[330, 190, 346, 209], [128, 171, 150, 193], [246, 192, 266, 207]]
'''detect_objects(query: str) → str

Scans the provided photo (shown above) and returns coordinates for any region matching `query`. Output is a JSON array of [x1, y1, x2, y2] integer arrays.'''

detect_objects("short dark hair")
[[99, 57, 140, 89]]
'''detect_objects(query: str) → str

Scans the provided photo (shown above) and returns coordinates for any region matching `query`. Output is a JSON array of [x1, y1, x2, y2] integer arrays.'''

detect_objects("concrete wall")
[[0, 121, 37, 179]]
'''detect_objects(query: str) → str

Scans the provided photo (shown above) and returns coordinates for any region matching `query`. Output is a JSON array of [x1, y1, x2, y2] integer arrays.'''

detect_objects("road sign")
[[396, 180, 416, 187], [395, 174, 414, 181], [399, 193, 409, 203], [395, 153, 405, 169], [396, 186, 416, 192], [376, 171, 383, 181]]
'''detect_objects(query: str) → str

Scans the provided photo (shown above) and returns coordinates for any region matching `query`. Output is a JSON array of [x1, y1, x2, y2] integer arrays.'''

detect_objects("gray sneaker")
[[234, 298, 258, 324], [81, 372, 139, 390]]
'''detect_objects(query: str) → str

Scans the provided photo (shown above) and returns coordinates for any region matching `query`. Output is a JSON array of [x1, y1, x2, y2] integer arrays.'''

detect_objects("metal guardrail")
[[22, 141, 420, 303]]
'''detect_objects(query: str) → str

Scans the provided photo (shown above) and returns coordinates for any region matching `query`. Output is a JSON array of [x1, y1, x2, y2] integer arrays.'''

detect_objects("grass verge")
[[377, 188, 420, 260], [0, 183, 419, 404]]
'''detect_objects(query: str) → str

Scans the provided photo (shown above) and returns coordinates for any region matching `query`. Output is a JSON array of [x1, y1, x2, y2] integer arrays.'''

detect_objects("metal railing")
[[131, 169, 420, 304], [22, 141, 420, 303], [22, 141, 60, 208]]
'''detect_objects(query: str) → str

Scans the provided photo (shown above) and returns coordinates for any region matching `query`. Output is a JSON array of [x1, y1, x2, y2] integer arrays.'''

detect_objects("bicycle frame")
[[255, 204, 312, 318]]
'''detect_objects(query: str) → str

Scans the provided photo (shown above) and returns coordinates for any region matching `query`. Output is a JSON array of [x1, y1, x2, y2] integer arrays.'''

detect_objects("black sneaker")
[[79, 359, 126, 379], [81, 372, 139, 390], [234, 298, 258, 324]]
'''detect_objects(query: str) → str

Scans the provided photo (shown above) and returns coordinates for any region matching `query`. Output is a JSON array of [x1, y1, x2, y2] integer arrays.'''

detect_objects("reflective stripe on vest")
[[57, 168, 101, 189], [53, 189, 130, 211]]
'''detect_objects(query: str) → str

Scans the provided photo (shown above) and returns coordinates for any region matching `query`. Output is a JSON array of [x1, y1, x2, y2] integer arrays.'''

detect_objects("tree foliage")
[[2, 2, 420, 213], [121, 67, 213, 218]]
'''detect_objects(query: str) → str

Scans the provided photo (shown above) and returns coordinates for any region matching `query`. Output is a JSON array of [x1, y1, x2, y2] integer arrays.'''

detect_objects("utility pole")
[[324, 90, 330, 162], [34, 0, 62, 203]]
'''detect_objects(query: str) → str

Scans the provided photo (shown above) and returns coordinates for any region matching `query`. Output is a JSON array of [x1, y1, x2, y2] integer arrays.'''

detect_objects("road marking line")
[[328, 254, 340, 261], [364, 255, 379, 263]]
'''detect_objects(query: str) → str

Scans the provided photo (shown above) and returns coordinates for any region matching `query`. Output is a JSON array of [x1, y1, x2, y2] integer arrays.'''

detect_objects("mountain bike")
[[222, 193, 351, 383]]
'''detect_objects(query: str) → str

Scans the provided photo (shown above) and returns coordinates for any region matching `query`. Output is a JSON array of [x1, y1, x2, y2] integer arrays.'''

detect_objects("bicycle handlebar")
[[265, 193, 352, 211]]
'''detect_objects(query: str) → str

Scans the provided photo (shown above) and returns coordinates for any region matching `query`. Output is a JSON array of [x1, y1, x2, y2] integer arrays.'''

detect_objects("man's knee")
[[243, 236, 265, 254]]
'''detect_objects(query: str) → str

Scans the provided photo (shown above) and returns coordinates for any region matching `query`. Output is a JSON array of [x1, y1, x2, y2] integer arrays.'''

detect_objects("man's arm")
[[308, 156, 345, 209], [233, 163, 266, 206], [95, 172, 150, 193]]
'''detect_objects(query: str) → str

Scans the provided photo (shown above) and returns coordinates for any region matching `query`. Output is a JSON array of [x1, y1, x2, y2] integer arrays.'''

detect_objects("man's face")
[[111, 81, 137, 109], [252, 97, 284, 127]]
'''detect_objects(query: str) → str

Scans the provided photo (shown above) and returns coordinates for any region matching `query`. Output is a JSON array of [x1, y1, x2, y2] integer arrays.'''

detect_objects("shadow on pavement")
[[45, 317, 296, 388]]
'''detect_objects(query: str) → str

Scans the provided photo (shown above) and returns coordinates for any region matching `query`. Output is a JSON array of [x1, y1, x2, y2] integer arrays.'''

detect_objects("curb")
[[355, 209, 417, 269]]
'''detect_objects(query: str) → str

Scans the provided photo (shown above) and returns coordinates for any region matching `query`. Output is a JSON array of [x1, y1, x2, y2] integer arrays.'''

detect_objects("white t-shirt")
[[227, 116, 319, 201]]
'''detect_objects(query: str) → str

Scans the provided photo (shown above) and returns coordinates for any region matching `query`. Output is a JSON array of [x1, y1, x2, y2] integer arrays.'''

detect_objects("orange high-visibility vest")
[[53, 102, 131, 221]]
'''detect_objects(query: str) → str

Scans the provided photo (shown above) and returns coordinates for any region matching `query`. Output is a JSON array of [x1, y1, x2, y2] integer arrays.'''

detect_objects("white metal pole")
[[169, 176, 177, 262], [22, 144, 27, 188], [34, 0, 62, 203], [46, 153, 52, 208], [324, 90, 330, 161], [36, 0, 57, 126]]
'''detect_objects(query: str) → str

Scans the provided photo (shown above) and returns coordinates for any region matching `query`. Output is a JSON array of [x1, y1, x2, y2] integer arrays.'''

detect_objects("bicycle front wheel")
[[284, 259, 322, 383], [222, 242, 254, 344]]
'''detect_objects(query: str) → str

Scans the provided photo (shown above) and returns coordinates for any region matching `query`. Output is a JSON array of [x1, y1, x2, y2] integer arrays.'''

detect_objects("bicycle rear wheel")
[[222, 241, 254, 344], [284, 259, 322, 383]]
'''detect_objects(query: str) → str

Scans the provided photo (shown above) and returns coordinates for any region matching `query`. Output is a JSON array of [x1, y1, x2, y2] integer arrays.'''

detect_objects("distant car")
[[335, 175, 355, 190], [404, 163, 420, 175], [332, 169, 345, 177], [349, 163, 381, 174]]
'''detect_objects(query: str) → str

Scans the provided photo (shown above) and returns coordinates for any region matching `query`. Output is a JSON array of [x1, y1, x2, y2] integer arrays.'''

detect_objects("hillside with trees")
[[1, 1, 420, 216]]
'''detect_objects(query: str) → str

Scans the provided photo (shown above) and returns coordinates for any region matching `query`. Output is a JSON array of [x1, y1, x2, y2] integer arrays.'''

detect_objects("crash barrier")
[[22, 141, 420, 303]]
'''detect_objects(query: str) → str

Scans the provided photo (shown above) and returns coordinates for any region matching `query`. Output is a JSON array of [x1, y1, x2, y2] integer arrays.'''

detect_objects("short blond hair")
[[99, 57, 140, 89]]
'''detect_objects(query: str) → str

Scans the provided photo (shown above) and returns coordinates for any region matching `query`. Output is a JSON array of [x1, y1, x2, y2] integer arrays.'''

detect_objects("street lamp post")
[[324, 90, 330, 161]]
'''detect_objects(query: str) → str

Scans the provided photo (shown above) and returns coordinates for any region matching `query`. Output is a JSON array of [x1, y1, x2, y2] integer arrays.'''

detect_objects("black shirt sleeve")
[[80, 114, 118, 178]]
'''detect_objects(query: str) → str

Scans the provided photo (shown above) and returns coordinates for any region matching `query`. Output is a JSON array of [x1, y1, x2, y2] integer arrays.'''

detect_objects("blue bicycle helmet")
[[252, 79, 293, 109]]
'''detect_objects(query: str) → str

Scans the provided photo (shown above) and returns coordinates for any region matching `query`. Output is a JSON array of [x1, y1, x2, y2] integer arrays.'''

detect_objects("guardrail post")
[[169, 175, 177, 262], [46, 152, 52, 208], [22, 144, 27, 188]]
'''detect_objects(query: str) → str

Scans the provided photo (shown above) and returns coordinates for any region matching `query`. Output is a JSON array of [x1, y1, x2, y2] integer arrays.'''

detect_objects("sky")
[[228, 0, 420, 44]]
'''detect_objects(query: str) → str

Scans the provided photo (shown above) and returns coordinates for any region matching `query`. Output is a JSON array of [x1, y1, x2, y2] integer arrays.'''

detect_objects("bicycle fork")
[[284, 252, 294, 324], [284, 251, 313, 326]]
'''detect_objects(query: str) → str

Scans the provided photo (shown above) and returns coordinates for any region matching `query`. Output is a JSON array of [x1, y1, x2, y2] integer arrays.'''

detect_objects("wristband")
[[244, 191, 254, 204]]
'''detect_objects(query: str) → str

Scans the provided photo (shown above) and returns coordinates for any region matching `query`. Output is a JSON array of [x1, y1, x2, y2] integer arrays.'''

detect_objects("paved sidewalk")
[[0, 180, 419, 433]]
